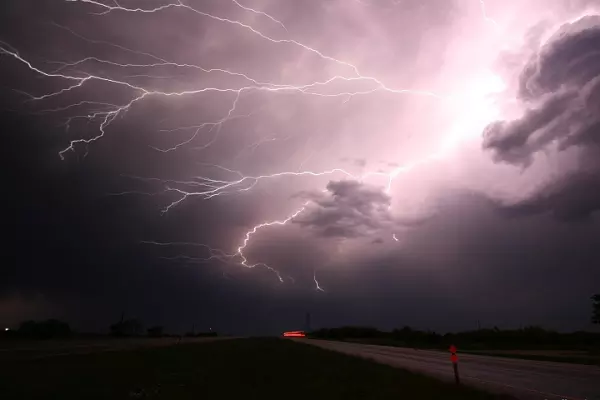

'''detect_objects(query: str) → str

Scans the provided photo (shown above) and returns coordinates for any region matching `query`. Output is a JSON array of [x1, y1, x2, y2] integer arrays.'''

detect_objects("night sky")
[[3, 0, 600, 335]]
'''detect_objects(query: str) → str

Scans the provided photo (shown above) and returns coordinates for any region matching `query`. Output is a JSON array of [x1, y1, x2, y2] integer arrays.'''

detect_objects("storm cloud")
[[499, 172, 600, 220], [2, 0, 600, 334], [483, 15, 600, 218], [294, 180, 393, 238]]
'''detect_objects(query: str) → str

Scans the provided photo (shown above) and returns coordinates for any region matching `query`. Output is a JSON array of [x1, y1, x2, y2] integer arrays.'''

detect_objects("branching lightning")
[[0, 0, 513, 289], [140, 240, 238, 265], [131, 168, 358, 214], [231, 0, 288, 33]]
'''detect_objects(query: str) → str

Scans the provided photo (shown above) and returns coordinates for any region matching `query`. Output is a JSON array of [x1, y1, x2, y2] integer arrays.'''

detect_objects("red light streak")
[[283, 331, 306, 337]]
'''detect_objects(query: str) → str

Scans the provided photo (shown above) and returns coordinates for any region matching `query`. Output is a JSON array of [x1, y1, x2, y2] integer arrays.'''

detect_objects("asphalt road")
[[303, 339, 600, 400]]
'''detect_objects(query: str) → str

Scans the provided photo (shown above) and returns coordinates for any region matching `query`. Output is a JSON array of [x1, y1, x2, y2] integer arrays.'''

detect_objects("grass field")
[[0, 338, 509, 400]]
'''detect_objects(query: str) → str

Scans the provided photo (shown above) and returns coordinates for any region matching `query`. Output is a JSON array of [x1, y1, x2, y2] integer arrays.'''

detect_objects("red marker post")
[[449, 345, 460, 384]]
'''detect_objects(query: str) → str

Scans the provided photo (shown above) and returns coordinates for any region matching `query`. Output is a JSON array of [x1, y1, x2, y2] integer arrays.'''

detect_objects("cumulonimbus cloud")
[[293, 180, 394, 238], [483, 15, 600, 218]]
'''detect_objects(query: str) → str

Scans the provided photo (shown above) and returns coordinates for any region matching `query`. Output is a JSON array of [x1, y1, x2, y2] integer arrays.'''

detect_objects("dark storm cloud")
[[484, 16, 600, 218], [484, 16, 600, 163], [482, 90, 579, 165], [293, 180, 393, 238], [518, 16, 600, 99], [3, 0, 600, 336], [2, 111, 266, 332], [499, 172, 600, 220], [4, 0, 428, 334], [357, 191, 600, 332]]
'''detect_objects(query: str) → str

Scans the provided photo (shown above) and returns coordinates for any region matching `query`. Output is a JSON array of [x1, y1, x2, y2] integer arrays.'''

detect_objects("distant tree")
[[147, 326, 164, 337], [592, 294, 600, 324]]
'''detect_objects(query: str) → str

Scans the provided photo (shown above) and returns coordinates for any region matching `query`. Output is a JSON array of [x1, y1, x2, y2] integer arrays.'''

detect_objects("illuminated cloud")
[[484, 15, 600, 218], [294, 180, 393, 238]]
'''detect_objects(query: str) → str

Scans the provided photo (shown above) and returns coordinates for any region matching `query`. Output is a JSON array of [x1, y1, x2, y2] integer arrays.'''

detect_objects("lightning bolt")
[[135, 205, 310, 282], [235, 205, 310, 282], [479, 0, 500, 29], [140, 240, 238, 265], [1, 0, 513, 289], [231, 0, 288, 33], [0, 40, 443, 162], [313, 270, 325, 292], [128, 168, 358, 214]]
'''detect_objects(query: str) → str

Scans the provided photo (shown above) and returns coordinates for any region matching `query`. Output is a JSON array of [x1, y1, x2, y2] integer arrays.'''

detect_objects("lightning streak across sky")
[[314, 271, 325, 292], [479, 0, 499, 28], [1, 0, 559, 289]]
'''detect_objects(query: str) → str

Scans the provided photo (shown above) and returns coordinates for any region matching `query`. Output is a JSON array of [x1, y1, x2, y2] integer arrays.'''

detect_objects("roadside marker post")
[[449, 345, 460, 384]]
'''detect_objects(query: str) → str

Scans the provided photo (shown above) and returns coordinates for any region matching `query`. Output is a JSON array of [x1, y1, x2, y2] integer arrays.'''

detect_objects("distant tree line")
[[309, 325, 600, 350], [310, 294, 600, 349], [0, 317, 220, 340]]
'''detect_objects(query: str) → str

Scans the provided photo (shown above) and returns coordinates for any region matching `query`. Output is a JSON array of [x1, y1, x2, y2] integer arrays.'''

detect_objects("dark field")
[[0, 338, 508, 400]]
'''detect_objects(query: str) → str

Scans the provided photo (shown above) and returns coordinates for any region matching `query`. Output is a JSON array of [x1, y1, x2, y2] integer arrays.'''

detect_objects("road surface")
[[303, 339, 600, 400]]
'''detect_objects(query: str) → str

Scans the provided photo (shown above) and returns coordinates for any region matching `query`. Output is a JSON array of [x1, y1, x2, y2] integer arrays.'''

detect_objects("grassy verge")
[[0, 338, 509, 400]]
